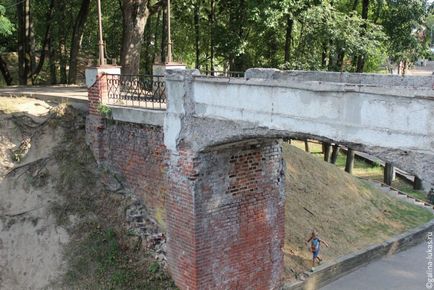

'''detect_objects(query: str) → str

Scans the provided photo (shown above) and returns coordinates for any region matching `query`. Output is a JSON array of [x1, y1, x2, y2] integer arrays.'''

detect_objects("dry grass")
[[283, 144, 433, 281], [290, 140, 430, 203]]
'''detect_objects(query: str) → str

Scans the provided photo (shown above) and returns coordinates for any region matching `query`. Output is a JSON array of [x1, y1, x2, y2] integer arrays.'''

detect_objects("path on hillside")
[[320, 241, 430, 290], [0, 86, 87, 100]]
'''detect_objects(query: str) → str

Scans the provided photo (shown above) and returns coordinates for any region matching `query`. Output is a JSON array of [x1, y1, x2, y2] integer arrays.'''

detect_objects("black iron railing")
[[106, 74, 166, 110], [200, 71, 245, 78]]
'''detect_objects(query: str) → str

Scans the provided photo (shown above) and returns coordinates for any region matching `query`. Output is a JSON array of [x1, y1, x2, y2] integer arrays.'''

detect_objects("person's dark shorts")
[[312, 250, 319, 259]]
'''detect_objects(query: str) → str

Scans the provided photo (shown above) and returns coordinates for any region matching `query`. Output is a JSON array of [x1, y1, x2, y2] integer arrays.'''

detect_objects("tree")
[[17, 0, 31, 85], [29, 0, 55, 82], [355, 0, 369, 72], [120, 0, 166, 75], [68, 0, 91, 84], [383, 0, 427, 75], [0, 4, 14, 85]]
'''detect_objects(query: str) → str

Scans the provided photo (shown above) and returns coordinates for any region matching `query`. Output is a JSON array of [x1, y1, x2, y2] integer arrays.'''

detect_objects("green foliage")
[[1, 0, 431, 84], [0, 5, 14, 37], [382, 0, 427, 64], [97, 104, 112, 118]]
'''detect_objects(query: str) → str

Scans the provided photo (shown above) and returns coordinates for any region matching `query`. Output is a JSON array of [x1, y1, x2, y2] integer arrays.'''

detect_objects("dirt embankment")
[[0, 98, 69, 289], [0, 97, 174, 289]]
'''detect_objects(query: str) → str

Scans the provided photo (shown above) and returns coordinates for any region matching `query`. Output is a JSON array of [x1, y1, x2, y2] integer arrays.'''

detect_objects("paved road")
[[320, 242, 432, 290], [407, 60, 434, 76]]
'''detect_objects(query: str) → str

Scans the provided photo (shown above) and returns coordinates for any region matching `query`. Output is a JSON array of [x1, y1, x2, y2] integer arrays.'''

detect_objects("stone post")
[[85, 66, 121, 114]]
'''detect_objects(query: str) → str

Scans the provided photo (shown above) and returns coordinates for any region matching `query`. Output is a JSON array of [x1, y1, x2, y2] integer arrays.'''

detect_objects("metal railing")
[[199, 71, 245, 78], [106, 74, 166, 110]]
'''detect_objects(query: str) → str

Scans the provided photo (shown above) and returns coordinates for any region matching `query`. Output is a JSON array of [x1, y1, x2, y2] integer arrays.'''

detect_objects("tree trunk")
[[48, 35, 57, 84], [160, 8, 167, 64], [356, 0, 369, 72], [57, 0, 68, 84], [143, 14, 153, 74], [414, 176, 423, 190], [59, 42, 68, 83], [327, 40, 335, 71], [321, 41, 328, 69], [232, 0, 246, 71], [284, 16, 293, 63], [30, 0, 55, 81], [194, 0, 201, 69], [384, 162, 395, 186], [29, 6, 36, 79], [121, 0, 150, 75], [68, 0, 91, 84], [210, 0, 215, 73], [352, 0, 359, 10], [153, 9, 162, 63], [304, 140, 310, 153], [0, 55, 13, 85], [345, 148, 355, 174], [402, 60, 407, 76], [17, 0, 31, 85], [330, 144, 339, 164], [323, 142, 332, 162], [336, 49, 345, 72]]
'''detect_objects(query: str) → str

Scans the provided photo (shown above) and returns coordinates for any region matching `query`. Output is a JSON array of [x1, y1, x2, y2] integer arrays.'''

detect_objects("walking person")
[[305, 229, 329, 272]]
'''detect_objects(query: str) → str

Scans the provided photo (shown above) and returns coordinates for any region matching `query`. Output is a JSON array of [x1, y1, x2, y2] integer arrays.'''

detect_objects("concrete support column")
[[166, 140, 285, 289], [345, 148, 355, 174], [414, 176, 423, 190], [384, 162, 395, 186]]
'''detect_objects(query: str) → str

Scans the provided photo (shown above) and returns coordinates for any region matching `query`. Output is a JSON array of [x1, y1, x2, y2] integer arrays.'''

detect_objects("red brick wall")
[[87, 117, 168, 226], [86, 75, 168, 225], [86, 74, 284, 289], [167, 140, 285, 290], [104, 122, 168, 223], [88, 73, 107, 116], [86, 74, 107, 162], [166, 148, 200, 289]]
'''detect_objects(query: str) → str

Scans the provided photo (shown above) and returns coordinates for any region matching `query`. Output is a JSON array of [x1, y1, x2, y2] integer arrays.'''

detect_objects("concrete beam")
[[110, 105, 164, 126]]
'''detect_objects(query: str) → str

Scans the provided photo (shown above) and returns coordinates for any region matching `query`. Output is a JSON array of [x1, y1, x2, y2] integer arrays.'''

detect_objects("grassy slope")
[[283, 144, 433, 280], [293, 140, 430, 202]]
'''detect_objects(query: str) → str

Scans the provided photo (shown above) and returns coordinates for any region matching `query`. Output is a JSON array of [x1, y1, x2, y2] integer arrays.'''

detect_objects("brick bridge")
[[85, 67, 434, 290]]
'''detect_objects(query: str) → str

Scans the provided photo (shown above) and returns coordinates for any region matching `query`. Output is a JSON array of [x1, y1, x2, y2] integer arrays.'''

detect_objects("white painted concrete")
[[152, 63, 186, 76], [110, 105, 164, 126], [190, 76, 434, 155], [85, 66, 121, 88]]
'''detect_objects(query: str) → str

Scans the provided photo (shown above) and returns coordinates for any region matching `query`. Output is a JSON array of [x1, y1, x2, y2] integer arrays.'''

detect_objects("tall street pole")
[[97, 0, 105, 66], [167, 0, 173, 63]]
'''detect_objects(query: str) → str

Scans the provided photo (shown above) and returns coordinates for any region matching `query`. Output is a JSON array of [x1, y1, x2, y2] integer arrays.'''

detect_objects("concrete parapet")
[[246, 68, 434, 89]]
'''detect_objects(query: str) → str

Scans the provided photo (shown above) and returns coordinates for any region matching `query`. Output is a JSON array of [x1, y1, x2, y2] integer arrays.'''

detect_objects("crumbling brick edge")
[[283, 218, 434, 290]]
